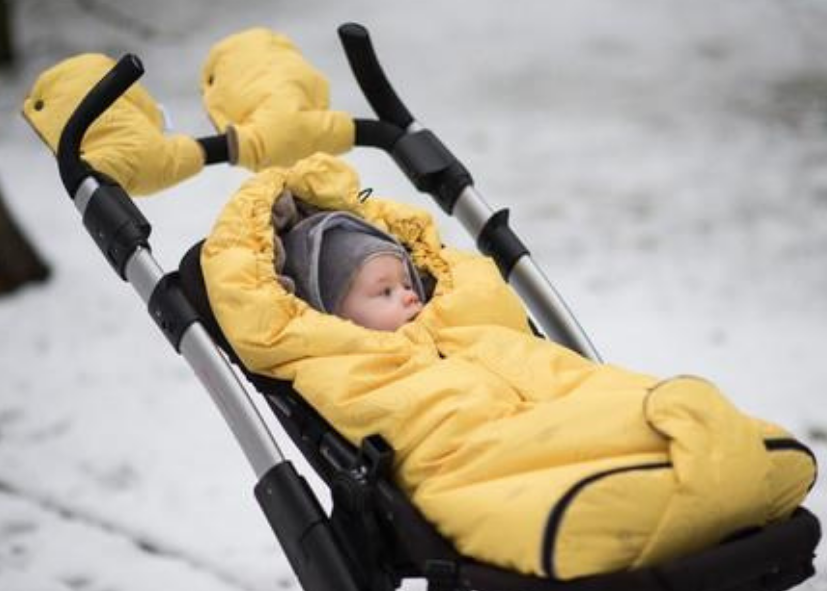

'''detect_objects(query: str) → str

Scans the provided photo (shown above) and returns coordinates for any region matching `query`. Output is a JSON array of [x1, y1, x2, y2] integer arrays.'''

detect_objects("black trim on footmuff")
[[541, 438, 817, 579], [542, 462, 671, 578], [764, 437, 818, 492]]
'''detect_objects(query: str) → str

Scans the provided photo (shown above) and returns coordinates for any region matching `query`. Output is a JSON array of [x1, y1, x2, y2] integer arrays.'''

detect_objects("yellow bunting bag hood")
[[202, 153, 816, 579]]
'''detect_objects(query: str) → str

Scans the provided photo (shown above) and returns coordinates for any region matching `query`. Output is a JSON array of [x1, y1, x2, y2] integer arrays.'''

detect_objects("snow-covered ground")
[[1, 1, 826, 589]]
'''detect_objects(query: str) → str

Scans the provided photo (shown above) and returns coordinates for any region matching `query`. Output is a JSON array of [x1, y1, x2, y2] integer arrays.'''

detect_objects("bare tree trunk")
[[0, 3, 47, 294], [0, 0, 13, 67], [0, 186, 50, 295]]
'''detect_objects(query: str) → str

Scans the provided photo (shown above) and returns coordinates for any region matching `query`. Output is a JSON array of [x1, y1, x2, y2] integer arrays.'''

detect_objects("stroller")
[[45, 23, 820, 591]]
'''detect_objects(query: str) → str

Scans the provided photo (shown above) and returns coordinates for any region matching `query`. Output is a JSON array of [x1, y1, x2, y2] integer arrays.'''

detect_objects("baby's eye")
[[382, 287, 393, 297]]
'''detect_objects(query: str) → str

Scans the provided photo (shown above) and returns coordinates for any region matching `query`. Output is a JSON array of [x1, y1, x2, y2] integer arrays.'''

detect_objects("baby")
[[282, 211, 426, 331]]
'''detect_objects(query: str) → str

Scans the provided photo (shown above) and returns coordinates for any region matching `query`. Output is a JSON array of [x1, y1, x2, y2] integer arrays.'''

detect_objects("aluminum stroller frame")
[[52, 22, 819, 591]]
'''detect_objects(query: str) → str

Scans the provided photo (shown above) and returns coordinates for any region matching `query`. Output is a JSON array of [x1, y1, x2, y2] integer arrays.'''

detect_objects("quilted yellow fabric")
[[201, 28, 355, 170], [202, 153, 816, 578], [22, 53, 204, 196]]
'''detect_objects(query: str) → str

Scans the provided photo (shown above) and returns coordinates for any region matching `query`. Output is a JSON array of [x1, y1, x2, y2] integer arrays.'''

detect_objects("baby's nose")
[[403, 289, 420, 306]]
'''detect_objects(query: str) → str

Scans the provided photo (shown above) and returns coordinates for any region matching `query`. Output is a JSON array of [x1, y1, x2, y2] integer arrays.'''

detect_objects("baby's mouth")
[[407, 302, 424, 322]]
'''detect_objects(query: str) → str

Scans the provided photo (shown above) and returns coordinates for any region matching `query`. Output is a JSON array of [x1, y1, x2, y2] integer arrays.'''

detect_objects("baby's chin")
[[397, 307, 424, 330], [355, 304, 423, 332], [361, 317, 413, 332], [406, 304, 424, 322], [375, 314, 420, 333]]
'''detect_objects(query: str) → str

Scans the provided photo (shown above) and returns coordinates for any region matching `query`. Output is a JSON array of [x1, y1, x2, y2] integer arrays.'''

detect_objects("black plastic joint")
[[256, 462, 325, 548], [147, 272, 200, 352], [476, 209, 529, 277], [359, 434, 394, 483], [390, 129, 473, 213], [81, 176, 151, 278], [424, 559, 459, 591], [255, 462, 362, 591]]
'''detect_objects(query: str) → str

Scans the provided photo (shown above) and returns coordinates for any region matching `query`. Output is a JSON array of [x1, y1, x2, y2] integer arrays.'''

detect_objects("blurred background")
[[1, 1, 826, 589]]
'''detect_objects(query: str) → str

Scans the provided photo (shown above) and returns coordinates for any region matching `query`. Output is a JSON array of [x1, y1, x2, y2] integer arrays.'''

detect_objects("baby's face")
[[338, 254, 423, 331]]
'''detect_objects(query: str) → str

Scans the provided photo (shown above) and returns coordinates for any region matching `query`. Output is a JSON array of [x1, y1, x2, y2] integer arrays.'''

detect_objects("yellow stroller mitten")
[[201, 28, 355, 171], [22, 53, 204, 196]]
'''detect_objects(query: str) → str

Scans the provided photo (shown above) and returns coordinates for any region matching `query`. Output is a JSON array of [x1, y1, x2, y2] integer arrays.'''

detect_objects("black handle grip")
[[196, 134, 230, 165], [57, 54, 144, 198], [353, 118, 404, 151], [338, 23, 414, 130]]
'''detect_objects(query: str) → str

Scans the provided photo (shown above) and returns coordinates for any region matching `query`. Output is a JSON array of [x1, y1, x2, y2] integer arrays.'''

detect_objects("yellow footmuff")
[[201, 152, 816, 579]]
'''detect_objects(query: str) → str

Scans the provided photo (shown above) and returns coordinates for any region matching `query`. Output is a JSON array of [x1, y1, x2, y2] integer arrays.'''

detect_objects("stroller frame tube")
[[124, 246, 165, 302], [179, 322, 285, 480]]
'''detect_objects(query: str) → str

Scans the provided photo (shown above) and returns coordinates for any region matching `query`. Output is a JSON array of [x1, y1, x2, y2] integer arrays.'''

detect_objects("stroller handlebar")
[[338, 23, 414, 131], [57, 54, 144, 198]]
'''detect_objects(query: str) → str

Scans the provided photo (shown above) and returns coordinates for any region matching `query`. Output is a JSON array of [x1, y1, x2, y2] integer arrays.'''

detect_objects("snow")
[[1, 0, 826, 589]]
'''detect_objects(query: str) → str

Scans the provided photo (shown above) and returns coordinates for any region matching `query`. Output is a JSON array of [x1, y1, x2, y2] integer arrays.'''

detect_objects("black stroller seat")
[[179, 239, 821, 591]]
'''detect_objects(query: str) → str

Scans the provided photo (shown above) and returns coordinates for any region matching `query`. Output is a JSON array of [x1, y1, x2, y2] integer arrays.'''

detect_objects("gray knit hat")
[[281, 211, 426, 314]]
